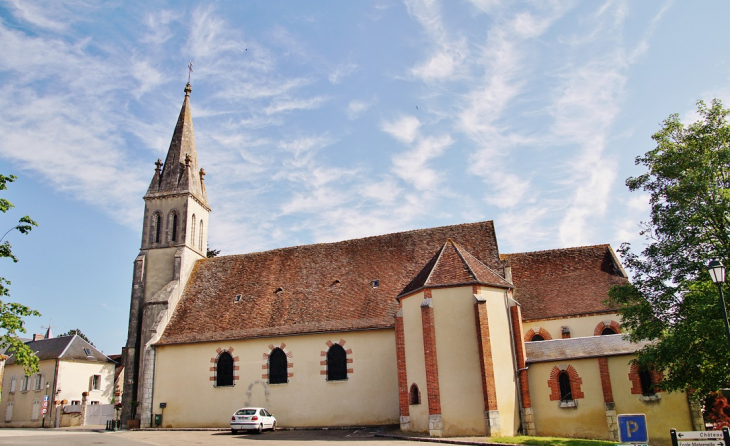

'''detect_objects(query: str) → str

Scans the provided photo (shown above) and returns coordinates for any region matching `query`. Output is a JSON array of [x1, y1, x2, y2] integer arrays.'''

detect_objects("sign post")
[[618, 414, 649, 445], [670, 427, 730, 446]]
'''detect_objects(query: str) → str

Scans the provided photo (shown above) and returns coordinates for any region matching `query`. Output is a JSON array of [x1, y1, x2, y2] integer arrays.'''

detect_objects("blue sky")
[[1, 0, 728, 354]]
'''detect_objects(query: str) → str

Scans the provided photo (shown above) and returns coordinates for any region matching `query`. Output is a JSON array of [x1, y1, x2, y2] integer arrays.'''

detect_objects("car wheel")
[[256, 424, 263, 434], [231, 429, 239, 435], [272, 421, 277, 431]]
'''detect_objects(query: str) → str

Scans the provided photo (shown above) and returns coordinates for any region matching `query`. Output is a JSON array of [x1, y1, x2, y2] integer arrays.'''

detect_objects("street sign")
[[616, 443, 648, 446], [43, 395, 49, 402], [677, 432, 724, 440], [42, 401, 48, 408], [677, 441, 723, 446], [41, 408, 47, 414], [619, 414, 649, 443]]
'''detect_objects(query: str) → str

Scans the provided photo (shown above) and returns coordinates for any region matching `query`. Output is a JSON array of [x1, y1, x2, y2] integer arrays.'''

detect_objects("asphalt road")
[[0, 427, 422, 446]]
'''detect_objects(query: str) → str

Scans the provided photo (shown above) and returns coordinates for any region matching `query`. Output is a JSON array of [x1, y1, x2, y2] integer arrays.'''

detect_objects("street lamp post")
[[41, 382, 49, 428], [708, 260, 730, 352]]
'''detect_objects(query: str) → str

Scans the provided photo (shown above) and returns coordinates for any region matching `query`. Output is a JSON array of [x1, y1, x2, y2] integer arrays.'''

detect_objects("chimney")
[[561, 326, 571, 339], [32, 334, 45, 341]]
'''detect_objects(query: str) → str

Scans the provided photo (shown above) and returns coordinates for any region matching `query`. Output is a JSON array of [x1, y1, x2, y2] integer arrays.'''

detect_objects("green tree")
[[0, 174, 40, 375], [608, 99, 730, 396], [59, 328, 94, 346]]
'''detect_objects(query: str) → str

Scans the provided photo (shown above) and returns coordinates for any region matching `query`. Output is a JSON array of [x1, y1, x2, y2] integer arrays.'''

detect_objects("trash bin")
[[154, 414, 162, 426]]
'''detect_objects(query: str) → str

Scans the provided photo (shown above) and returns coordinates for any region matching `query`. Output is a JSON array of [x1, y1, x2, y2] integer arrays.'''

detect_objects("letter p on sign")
[[618, 414, 648, 443]]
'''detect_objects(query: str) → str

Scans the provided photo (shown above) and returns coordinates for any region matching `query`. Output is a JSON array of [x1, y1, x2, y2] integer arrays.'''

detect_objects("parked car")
[[230, 407, 277, 434]]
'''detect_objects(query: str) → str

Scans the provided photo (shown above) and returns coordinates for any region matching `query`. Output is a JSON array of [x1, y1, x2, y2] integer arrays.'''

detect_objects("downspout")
[[504, 291, 525, 434], [148, 345, 156, 428], [50, 359, 59, 428]]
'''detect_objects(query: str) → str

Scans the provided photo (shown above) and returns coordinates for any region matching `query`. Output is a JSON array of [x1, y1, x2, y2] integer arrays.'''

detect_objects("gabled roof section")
[[501, 244, 628, 320], [6, 335, 115, 365], [145, 82, 208, 207], [398, 239, 512, 298], [525, 335, 652, 363], [158, 221, 503, 345]]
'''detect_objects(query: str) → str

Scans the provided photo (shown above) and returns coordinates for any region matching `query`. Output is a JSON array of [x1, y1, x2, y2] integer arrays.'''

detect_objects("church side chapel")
[[122, 84, 702, 442]]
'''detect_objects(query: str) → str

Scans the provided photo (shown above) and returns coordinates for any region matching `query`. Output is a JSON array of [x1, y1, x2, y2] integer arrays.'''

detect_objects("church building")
[[122, 84, 703, 442]]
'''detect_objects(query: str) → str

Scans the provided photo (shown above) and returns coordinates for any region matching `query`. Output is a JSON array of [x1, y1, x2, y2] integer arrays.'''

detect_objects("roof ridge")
[[450, 240, 481, 282], [57, 335, 75, 358], [454, 241, 511, 286], [424, 242, 449, 285], [206, 221, 496, 261], [501, 244, 611, 258]]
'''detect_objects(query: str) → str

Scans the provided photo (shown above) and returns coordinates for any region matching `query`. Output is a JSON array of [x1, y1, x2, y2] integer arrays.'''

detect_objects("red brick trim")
[[474, 298, 498, 412], [421, 299, 441, 415], [510, 305, 531, 408], [320, 339, 353, 379], [598, 357, 613, 403], [210, 347, 239, 386], [594, 320, 622, 336], [628, 362, 664, 395], [524, 327, 552, 342], [548, 365, 584, 401], [261, 343, 293, 382], [395, 311, 409, 416]]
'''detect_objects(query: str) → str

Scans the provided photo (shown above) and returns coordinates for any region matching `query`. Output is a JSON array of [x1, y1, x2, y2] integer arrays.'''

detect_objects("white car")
[[230, 407, 277, 434]]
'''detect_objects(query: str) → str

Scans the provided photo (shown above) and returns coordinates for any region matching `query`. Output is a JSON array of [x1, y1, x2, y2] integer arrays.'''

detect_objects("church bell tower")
[[122, 82, 211, 426]]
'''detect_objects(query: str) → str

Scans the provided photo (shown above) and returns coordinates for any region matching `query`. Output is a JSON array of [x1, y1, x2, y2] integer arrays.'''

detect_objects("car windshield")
[[235, 409, 257, 416]]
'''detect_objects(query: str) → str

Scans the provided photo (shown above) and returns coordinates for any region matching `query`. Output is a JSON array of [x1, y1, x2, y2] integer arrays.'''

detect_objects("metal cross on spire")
[[187, 61, 193, 83]]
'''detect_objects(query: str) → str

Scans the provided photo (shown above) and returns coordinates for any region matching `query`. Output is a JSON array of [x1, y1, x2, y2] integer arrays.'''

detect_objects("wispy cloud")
[[347, 97, 377, 120], [381, 115, 421, 144], [328, 62, 358, 84]]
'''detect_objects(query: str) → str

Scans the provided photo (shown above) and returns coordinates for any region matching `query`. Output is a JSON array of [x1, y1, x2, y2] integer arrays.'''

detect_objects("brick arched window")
[[639, 368, 655, 396], [602, 327, 617, 335], [629, 363, 663, 396], [327, 344, 347, 381], [216, 351, 234, 387], [525, 327, 552, 342], [409, 384, 421, 405], [548, 365, 584, 402], [595, 320, 621, 336], [269, 348, 288, 384]]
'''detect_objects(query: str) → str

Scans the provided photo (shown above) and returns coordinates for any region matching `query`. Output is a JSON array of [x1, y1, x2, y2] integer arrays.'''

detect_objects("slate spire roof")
[[145, 82, 208, 207], [398, 239, 512, 298]]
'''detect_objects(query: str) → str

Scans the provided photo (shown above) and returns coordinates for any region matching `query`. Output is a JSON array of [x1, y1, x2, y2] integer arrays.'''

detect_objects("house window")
[[558, 371, 572, 401], [84, 348, 92, 357], [216, 351, 234, 387], [70, 400, 81, 406], [327, 344, 347, 381], [409, 384, 421, 405], [199, 220, 204, 249], [20, 375, 29, 392], [33, 374, 43, 391], [639, 368, 656, 396], [269, 348, 288, 384], [91, 375, 101, 391], [90, 401, 100, 405], [190, 214, 196, 245], [9, 376, 16, 393]]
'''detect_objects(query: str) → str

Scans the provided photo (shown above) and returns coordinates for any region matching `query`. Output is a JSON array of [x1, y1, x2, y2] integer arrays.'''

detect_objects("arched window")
[[153, 213, 162, 244], [269, 348, 288, 384], [531, 334, 544, 341], [639, 368, 655, 396], [170, 212, 178, 242], [558, 371, 572, 401], [409, 384, 420, 405], [327, 344, 347, 381], [199, 220, 204, 249], [190, 214, 196, 245], [601, 327, 617, 335], [216, 351, 234, 387]]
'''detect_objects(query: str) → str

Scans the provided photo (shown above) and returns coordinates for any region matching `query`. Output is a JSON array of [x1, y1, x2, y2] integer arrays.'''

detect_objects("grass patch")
[[488, 436, 616, 446]]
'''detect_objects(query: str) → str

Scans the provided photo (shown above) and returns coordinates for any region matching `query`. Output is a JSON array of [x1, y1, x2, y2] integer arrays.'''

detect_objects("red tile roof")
[[398, 239, 512, 298], [158, 221, 502, 345], [501, 245, 628, 321]]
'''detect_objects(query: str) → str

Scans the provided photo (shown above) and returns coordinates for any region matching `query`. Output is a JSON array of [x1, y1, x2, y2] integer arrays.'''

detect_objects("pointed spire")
[[145, 83, 209, 207], [45, 324, 53, 339]]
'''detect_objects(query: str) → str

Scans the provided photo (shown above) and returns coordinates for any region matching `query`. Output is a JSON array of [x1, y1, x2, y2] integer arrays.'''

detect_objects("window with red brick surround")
[[320, 339, 353, 380], [548, 365, 584, 401], [262, 343, 293, 383], [524, 327, 552, 342], [210, 347, 239, 387], [594, 320, 621, 336], [628, 362, 663, 395]]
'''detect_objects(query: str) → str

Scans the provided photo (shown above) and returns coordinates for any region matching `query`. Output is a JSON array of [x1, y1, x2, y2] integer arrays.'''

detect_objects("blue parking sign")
[[618, 414, 648, 443]]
